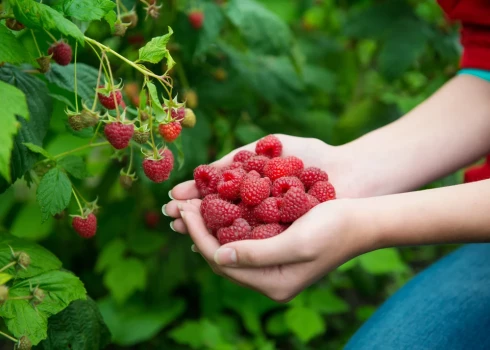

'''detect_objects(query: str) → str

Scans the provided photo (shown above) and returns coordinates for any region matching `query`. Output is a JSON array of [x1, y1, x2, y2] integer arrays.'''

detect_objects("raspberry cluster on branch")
[[194, 135, 337, 245]]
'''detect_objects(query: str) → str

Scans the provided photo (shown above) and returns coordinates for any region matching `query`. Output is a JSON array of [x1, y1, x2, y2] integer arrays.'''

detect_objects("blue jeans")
[[344, 244, 490, 349]]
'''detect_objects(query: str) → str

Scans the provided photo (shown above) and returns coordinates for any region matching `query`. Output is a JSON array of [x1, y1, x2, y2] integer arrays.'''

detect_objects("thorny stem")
[[72, 188, 84, 217], [74, 42, 79, 112], [0, 261, 16, 273], [30, 30, 42, 57], [92, 59, 104, 111], [0, 330, 18, 343], [102, 52, 121, 120]]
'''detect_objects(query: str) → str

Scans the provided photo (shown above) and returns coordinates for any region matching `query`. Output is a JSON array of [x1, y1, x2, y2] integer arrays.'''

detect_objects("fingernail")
[[161, 204, 169, 216], [180, 211, 185, 219], [169, 221, 176, 232], [177, 203, 183, 211], [191, 244, 198, 253], [168, 190, 174, 200], [214, 247, 237, 265]]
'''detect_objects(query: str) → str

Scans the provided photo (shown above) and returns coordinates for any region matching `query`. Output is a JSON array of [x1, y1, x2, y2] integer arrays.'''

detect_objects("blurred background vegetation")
[[0, 0, 465, 348]]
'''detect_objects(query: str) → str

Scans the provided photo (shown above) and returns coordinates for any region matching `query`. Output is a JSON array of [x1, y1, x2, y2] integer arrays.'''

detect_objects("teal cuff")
[[458, 69, 490, 82]]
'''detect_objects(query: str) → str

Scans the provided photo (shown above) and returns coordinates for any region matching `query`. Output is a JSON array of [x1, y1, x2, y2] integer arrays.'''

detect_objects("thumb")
[[214, 228, 312, 267]]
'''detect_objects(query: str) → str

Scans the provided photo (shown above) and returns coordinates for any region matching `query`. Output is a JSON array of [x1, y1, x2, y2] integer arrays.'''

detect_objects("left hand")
[[166, 198, 376, 302]]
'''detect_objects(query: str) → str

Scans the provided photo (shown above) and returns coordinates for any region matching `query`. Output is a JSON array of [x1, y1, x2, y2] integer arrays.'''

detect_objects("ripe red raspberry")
[[280, 187, 310, 223], [306, 194, 320, 209], [271, 176, 305, 197], [104, 122, 134, 149], [251, 224, 286, 240], [144, 210, 160, 229], [221, 162, 243, 172], [188, 10, 204, 29], [142, 148, 174, 183], [217, 218, 251, 245], [285, 156, 304, 176], [308, 181, 336, 202], [464, 157, 490, 183], [48, 41, 72, 66], [255, 135, 282, 158], [217, 169, 246, 200], [238, 202, 261, 227], [72, 213, 97, 238], [245, 170, 261, 180], [233, 150, 255, 163], [200, 194, 220, 217], [299, 167, 329, 190], [194, 165, 221, 197], [254, 197, 282, 223], [263, 157, 292, 181], [204, 199, 241, 230], [240, 177, 271, 206], [159, 122, 182, 142], [98, 88, 123, 110], [173, 107, 185, 122], [243, 155, 269, 175]]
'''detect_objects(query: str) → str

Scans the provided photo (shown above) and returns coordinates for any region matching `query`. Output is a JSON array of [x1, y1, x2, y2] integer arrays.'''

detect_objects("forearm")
[[338, 74, 490, 197], [355, 180, 490, 250]]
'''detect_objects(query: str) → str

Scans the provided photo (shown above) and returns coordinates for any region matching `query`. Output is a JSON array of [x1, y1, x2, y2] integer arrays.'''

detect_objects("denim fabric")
[[458, 69, 490, 82], [344, 244, 490, 350]]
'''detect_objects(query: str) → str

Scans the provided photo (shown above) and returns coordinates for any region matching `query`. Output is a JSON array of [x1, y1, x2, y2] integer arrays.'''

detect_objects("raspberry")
[[200, 194, 220, 217], [217, 169, 246, 200], [48, 41, 72, 66], [244, 170, 261, 180], [254, 197, 281, 223], [133, 130, 150, 144], [5, 18, 25, 31], [144, 210, 160, 229], [464, 158, 490, 183], [119, 174, 134, 189], [308, 181, 336, 202], [194, 165, 221, 197], [204, 199, 241, 230], [306, 194, 320, 209], [271, 176, 305, 197], [255, 135, 282, 158], [217, 218, 251, 245], [98, 88, 123, 110], [285, 156, 304, 176], [299, 167, 329, 189], [280, 187, 310, 223], [263, 157, 292, 181], [164, 107, 186, 122], [251, 224, 286, 240], [238, 202, 261, 227], [104, 122, 134, 149], [221, 162, 243, 172], [159, 122, 182, 142], [182, 108, 196, 128], [240, 177, 271, 206], [243, 155, 269, 175], [72, 213, 97, 238], [0, 285, 8, 305], [233, 150, 255, 163], [188, 10, 204, 29], [142, 148, 174, 183], [68, 114, 84, 131], [16, 335, 32, 350]]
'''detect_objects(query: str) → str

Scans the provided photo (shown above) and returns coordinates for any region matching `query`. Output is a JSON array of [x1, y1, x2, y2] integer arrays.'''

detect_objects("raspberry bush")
[[0, 0, 464, 349]]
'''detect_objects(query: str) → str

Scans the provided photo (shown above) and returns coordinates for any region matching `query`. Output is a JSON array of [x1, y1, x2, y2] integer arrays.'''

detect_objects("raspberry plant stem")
[[86, 40, 111, 85], [102, 52, 121, 120], [44, 30, 58, 43], [0, 330, 17, 343], [72, 188, 85, 217], [175, 57, 190, 90], [9, 295, 33, 300], [91, 59, 104, 111], [30, 30, 42, 57], [0, 261, 16, 273], [74, 42, 79, 112], [50, 141, 109, 160]]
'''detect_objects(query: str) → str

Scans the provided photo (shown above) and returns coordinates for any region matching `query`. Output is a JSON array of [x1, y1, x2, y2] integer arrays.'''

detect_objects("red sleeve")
[[437, 0, 490, 70]]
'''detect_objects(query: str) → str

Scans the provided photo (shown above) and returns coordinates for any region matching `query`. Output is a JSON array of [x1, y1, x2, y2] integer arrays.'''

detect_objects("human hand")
[[169, 198, 376, 302]]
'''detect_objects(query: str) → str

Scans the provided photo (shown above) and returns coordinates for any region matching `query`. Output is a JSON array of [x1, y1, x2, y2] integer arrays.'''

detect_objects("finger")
[[163, 199, 201, 218], [169, 181, 201, 200], [170, 218, 187, 234], [214, 225, 314, 268]]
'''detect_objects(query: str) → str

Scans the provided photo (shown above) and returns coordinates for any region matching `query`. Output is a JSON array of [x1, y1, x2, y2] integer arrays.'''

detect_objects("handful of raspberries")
[[193, 135, 336, 245]]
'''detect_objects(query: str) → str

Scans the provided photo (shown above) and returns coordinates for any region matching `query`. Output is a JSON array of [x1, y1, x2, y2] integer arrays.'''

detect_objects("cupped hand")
[[169, 198, 375, 302]]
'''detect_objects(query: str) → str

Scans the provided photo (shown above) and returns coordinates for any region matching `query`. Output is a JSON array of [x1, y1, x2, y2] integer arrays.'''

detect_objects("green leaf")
[[0, 270, 86, 345], [95, 238, 126, 273], [103, 258, 147, 304], [36, 168, 72, 223], [10, 202, 55, 241], [8, 0, 84, 43], [169, 319, 226, 350], [359, 248, 408, 275], [284, 306, 326, 343], [22, 143, 52, 159], [127, 231, 166, 255], [39, 297, 111, 350], [226, 0, 292, 55], [53, 0, 116, 26], [146, 82, 165, 119], [0, 234, 62, 278], [98, 297, 185, 346], [265, 312, 288, 336], [0, 80, 29, 183], [0, 25, 33, 64], [138, 27, 175, 68], [45, 63, 99, 103], [0, 273, 13, 285], [0, 66, 53, 193], [57, 155, 90, 179], [306, 288, 349, 315]]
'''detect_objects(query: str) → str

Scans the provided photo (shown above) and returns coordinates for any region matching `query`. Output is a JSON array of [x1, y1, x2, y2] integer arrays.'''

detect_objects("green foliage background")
[[0, 0, 465, 348]]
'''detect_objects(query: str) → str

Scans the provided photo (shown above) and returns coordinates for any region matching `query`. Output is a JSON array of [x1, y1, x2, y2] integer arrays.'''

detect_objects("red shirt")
[[437, 0, 490, 70]]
